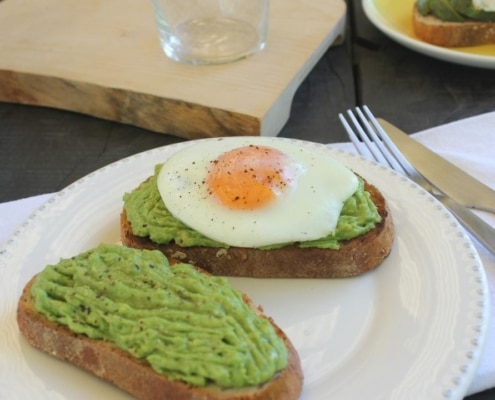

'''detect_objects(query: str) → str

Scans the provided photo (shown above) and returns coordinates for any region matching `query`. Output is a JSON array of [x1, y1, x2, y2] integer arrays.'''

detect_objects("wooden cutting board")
[[0, 0, 346, 139]]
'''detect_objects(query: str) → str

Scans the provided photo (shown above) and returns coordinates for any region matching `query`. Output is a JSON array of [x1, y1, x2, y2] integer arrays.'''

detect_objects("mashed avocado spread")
[[31, 244, 288, 388], [123, 165, 381, 250], [418, 0, 495, 22]]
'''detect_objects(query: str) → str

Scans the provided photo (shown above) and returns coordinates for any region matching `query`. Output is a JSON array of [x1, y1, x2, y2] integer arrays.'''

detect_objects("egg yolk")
[[207, 145, 297, 210]]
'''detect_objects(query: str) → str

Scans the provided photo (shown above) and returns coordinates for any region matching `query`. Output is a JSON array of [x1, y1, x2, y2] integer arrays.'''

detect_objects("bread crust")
[[413, 4, 495, 47], [121, 180, 394, 279], [17, 276, 303, 400]]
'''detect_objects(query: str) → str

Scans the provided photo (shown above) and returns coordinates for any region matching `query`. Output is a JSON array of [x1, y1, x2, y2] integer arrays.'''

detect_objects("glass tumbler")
[[151, 0, 269, 65]]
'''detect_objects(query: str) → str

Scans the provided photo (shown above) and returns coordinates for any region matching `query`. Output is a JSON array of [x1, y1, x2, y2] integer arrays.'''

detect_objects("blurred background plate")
[[362, 0, 495, 69]]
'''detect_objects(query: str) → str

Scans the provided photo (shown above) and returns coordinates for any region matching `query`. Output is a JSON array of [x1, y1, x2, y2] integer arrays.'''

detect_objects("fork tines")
[[338, 106, 408, 175]]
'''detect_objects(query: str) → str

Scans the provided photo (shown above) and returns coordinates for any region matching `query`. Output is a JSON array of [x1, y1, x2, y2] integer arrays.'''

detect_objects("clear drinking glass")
[[151, 0, 269, 65]]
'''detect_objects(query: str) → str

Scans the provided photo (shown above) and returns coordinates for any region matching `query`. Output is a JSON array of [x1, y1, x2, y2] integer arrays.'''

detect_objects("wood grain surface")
[[0, 0, 346, 139]]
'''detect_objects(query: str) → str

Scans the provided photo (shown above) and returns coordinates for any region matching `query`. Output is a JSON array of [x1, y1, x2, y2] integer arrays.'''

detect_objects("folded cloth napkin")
[[1, 112, 494, 396], [330, 111, 495, 396]]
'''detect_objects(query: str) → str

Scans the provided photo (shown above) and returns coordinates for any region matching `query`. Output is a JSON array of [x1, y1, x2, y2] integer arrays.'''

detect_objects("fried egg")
[[157, 137, 358, 248]]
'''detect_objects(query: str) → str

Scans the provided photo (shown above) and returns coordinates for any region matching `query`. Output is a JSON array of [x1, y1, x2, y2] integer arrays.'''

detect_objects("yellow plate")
[[363, 0, 495, 68]]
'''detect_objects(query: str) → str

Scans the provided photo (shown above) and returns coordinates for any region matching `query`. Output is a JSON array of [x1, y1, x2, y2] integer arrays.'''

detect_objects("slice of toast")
[[17, 248, 303, 400], [121, 179, 394, 279], [413, 4, 495, 47]]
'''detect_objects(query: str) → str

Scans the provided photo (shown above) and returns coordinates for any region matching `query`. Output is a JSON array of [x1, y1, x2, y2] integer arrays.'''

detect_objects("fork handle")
[[440, 197, 495, 255]]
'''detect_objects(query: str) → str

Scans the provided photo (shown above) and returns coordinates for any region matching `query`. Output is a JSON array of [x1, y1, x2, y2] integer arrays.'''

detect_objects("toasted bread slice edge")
[[121, 179, 394, 279], [17, 276, 303, 400], [412, 4, 495, 47]]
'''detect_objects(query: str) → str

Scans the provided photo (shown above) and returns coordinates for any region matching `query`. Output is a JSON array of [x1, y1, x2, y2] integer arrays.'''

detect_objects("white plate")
[[362, 0, 495, 69], [0, 138, 489, 400]]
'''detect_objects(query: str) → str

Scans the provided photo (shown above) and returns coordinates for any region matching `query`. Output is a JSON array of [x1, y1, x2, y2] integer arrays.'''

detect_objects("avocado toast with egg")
[[17, 243, 303, 400], [413, 0, 495, 46], [121, 138, 394, 278]]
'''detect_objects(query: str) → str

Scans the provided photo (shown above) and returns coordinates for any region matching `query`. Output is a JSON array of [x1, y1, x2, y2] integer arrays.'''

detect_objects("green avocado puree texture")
[[418, 0, 495, 22], [31, 243, 288, 388], [123, 164, 381, 250]]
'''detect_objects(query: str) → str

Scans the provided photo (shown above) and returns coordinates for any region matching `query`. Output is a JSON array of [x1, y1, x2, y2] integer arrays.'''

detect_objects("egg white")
[[473, 0, 495, 11], [157, 137, 358, 248]]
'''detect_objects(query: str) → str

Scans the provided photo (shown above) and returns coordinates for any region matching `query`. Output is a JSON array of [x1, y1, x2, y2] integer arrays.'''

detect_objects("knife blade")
[[377, 118, 495, 213], [439, 196, 495, 255]]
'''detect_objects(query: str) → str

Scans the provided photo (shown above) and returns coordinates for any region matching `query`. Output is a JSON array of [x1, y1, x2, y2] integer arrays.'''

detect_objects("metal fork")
[[339, 106, 495, 255]]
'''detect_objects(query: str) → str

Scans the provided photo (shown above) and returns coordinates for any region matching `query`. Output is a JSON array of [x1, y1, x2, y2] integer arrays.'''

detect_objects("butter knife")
[[439, 196, 495, 255], [369, 117, 495, 255], [377, 118, 495, 214]]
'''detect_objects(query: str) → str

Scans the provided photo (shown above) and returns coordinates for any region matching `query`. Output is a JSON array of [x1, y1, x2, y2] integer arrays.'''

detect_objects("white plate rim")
[[0, 137, 490, 400], [362, 0, 495, 69]]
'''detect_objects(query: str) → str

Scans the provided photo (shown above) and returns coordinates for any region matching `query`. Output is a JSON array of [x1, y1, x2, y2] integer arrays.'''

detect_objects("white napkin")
[[1, 112, 494, 396], [330, 111, 495, 396]]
